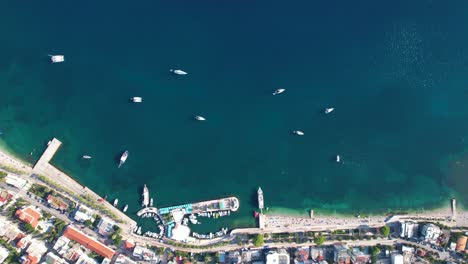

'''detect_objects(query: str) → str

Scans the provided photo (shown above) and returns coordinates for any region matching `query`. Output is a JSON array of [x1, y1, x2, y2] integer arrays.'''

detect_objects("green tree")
[[22, 223, 35, 234], [112, 235, 122, 246], [253, 234, 264, 247], [380, 226, 390, 236], [83, 219, 93, 228], [314, 234, 325, 246]]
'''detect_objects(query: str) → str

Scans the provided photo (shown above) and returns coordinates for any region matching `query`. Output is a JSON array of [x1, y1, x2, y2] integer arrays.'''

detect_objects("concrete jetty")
[[33, 138, 137, 232], [137, 207, 159, 217]]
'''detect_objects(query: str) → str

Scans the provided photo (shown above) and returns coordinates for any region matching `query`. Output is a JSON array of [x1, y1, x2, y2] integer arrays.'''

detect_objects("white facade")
[[391, 254, 403, 264], [73, 205, 94, 222], [0, 245, 9, 263], [400, 221, 418, 238], [266, 250, 290, 264], [97, 217, 115, 236], [420, 223, 441, 242], [5, 174, 27, 188]]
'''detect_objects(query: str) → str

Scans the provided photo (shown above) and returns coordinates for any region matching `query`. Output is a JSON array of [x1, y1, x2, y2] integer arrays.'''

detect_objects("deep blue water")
[[1, 0, 468, 231]]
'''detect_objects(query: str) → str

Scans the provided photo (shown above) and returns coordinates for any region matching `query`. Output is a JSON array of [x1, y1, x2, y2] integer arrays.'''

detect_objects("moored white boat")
[[118, 150, 128, 168], [194, 116, 206, 121], [113, 199, 118, 206], [293, 130, 304, 136], [325, 107, 334, 114], [49, 54, 65, 63], [123, 204, 128, 212], [170, 69, 188, 75], [130, 97, 142, 103], [150, 198, 153, 207], [273, 88, 285, 95], [82, 155, 92, 159], [142, 184, 149, 207]]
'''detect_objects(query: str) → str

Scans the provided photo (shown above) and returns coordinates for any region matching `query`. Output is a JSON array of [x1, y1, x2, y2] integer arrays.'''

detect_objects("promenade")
[[29, 138, 137, 233]]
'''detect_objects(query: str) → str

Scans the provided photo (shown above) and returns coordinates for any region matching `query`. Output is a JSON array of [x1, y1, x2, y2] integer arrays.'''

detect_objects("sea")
[[1, 0, 468, 232]]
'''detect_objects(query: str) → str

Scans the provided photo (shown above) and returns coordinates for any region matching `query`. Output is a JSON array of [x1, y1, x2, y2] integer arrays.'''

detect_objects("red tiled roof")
[[63, 226, 115, 259], [21, 254, 38, 264], [15, 207, 42, 228], [123, 240, 135, 249]]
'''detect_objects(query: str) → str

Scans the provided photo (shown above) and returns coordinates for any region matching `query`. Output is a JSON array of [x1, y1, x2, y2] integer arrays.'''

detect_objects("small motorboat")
[[113, 198, 119, 206], [170, 69, 188, 75], [123, 204, 128, 212], [82, 155, 92, 159], [150, 198, 153, 207], [336, 155, 341, 163], [130, 97, 142, 103], [194, 116, 206, 121], [49, 54, 65, 63], [324, 108, 335, 114], [118, 150, 128, 168], [273, 88, 285, 95], [253, 211, 259, 218], [293, 130, 304, 136]]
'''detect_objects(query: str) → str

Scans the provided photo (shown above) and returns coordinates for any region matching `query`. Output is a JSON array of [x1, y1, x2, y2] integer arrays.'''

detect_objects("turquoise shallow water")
[[1, 0, 468, 231]]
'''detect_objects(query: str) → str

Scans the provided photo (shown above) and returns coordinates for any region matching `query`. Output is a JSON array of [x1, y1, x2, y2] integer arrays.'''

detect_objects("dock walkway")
[[33, 138, 137, 233]]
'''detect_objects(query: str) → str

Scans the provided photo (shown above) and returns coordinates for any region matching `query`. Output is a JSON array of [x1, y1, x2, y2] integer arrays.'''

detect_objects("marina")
[[135, 196, 239, 242]]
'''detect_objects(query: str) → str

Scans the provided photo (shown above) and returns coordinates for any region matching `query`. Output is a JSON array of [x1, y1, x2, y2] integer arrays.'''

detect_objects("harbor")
[[134, 194, 239, 242]]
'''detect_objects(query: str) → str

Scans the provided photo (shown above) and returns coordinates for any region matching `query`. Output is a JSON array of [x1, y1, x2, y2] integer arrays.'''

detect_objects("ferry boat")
[[170, 69, 188, 75], [123, 204, 128, 212], [49, 54, 65, 63], [82, 155, 92, 159], [118, 150, 128, 168], [273, 88, 285, 95], [194, 116, 206, 121], [324, 107, 334, 114], [142, 184, 149, 207], [130, 97, 142, 103], [258, 187, 264, 210], [113, 199, 118, 206], [293, 130, 304, 136]]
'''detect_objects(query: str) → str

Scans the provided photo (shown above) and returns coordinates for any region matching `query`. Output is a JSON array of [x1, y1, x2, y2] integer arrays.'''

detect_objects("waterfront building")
[[96, 217, 115, 237], [15, 205, 42, 229], [419, 223, 441, 242], [456, 236, 468, 252], [63, 226, 115, 260], [391, 254, 403, 264], [350, 247, 370, 264], [0, 189, 13, 206], [46, 194, 69, 211], [170, 223, 190, 241], [265, 249, 290, 264], [310, 247, 324, 262], [399, 221, 418, 238], [44, 252, 69, 264], [333, 245, 351, 264], [73, 205, 94, 223], [5, 174, 27, 189], [132, 245, 158, 262], [0, 245, 9, 263], [295, 247, 309, 263]]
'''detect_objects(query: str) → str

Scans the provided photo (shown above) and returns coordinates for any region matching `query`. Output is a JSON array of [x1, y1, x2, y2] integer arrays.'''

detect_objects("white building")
[[25, 239, 48, 260], [53, 236, 71, 256], [73, 205, 94, 223], [115, 254, 137, 264], [133, 245, 158, 262], [5, 174, 27, 189], [266, 249, 290, 264], [391, 254, 403, 264], [96, 217, 115, 236], [400, 221, 418, 238], [420, 223, 441, 242], [0, 245, 9, 263]]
